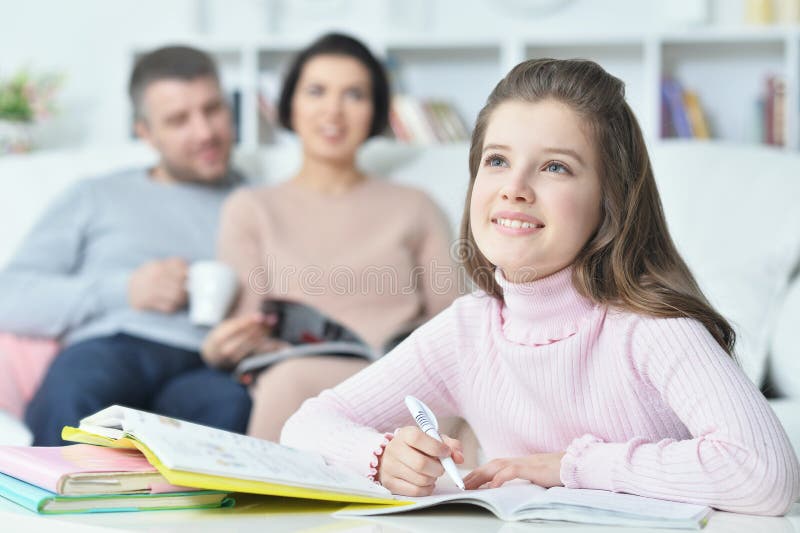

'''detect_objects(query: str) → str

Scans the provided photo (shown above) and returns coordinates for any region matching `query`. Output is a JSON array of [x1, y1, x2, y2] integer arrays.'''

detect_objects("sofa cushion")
[[771, 277, 800, 398], [650, 141, 800, 387], [0, 334, 58, 420]]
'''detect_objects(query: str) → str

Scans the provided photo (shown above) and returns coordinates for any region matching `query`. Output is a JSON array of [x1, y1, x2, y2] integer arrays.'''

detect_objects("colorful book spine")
[[761, 75, 786, 146], [661, 78, 693, 139], [682, 90, 710, 139]]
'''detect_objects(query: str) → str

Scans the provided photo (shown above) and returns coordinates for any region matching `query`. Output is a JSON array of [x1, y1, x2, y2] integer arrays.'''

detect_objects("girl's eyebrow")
[[542, 147, 585, 166], [482, 143, 511, 153]]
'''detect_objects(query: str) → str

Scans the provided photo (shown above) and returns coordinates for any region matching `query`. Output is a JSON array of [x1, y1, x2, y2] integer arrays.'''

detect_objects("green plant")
[[0, 70, 63, 122]]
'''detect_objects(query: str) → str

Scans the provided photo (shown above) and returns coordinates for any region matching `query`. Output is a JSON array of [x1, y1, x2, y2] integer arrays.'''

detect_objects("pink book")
[[0, 444, 195, 495]]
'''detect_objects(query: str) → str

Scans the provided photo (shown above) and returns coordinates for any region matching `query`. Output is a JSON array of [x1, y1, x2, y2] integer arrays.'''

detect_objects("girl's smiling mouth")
[[491, 211, 545, 234]]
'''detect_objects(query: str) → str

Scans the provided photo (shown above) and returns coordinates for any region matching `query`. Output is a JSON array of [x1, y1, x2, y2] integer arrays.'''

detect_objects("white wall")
[[0, 0, 740, 149]]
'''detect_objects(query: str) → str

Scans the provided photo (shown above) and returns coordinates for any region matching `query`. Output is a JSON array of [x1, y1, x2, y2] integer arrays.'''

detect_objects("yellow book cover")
[[62, 406, 405, 507], [682, 90, 710, 139]]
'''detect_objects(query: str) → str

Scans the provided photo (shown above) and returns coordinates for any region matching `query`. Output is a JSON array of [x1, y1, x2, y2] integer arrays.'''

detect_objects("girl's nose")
[[500, 175, 535, 203]]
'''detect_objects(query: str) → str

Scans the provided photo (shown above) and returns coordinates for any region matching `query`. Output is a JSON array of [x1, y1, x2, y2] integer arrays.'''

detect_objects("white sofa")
[[0, 139, 798, 457]]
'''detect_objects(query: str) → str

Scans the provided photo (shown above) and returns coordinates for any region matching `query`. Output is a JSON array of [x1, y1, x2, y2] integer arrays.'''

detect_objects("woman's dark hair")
[[459, 58, 736, 356], [277, 32, 390, 137]]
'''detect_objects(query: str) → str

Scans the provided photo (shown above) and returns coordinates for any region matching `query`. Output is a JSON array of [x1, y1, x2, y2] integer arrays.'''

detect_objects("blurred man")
[[0, 46, 251, 445]]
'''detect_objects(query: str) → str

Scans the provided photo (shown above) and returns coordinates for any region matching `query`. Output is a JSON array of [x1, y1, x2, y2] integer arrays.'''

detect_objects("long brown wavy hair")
[[459, 58, 736, 356]]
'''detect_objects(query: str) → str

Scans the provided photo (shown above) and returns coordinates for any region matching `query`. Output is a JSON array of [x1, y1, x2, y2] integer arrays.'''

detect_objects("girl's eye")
[[483, 154, 508, 168], [545, 161, 569, 174]]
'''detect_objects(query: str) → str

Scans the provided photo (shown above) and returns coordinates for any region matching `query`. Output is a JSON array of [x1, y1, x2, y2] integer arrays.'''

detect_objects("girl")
[[281, 58, 800, 515], [201, 34, 459, 441]]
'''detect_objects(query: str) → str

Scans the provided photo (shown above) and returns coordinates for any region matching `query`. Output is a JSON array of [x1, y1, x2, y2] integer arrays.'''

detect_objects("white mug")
[[187, 261, 238, 326]]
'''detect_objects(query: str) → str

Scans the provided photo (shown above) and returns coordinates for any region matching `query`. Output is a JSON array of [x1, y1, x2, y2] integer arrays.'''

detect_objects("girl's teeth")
[[496, 218, 540, 229]]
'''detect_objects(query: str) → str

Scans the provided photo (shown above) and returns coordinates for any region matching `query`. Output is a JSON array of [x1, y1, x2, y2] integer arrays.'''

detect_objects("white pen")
[[404, 395, 465, 491]]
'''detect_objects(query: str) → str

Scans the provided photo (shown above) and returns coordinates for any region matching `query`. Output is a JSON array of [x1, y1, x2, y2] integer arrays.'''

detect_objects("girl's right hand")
[[201, 313, 282, 368], [377, 426, 464, 496]]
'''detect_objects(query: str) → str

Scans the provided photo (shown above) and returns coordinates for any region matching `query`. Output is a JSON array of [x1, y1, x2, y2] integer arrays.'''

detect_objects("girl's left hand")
[[462, 452, 566, 490]]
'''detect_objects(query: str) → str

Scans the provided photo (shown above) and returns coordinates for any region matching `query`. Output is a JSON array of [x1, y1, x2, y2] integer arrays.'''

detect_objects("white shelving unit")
[[130, 26, 800, 151]]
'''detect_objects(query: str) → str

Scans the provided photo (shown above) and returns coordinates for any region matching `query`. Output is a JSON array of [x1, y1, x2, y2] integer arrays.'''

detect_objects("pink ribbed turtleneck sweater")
[[281, 267, 800, 516]]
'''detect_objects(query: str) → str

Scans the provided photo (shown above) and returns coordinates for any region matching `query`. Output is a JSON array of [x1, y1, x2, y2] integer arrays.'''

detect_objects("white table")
[[0, 495, 797, 533]]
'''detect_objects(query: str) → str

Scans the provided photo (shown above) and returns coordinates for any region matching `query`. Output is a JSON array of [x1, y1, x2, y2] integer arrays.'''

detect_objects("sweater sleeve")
[[217, 188, 265, 317], [0, 182, 130, 338], [412, 192, 461, 322], [560, 316, 800, 516], [280, 301, 467, 478]]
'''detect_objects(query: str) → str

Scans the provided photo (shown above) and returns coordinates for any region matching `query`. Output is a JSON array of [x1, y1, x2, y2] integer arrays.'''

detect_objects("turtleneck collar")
[[495, 266, 598, 346]]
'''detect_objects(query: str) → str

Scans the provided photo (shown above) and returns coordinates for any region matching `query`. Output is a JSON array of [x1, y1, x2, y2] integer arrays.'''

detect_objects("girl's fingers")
[[381, 476, 436, 497], [441, 434, 465, 464], [383, 457, 438, 488], [489, 465, 521, 488], [394, 446, 444, 479], [396, 453, 444, 479], [397, 427, 451, 462], [440, 434, 462, 451], [463, 460, 505, 490]]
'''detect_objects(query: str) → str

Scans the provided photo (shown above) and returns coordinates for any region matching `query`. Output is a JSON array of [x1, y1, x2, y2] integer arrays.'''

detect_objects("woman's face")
[[291, 54, 374, 165], [469, 99, 603, 282]]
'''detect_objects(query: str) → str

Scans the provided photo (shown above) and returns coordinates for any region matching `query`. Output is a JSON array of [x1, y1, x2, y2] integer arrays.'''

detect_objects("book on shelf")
[[63, 405, 713, 528], [0, 443, 194, 496], [233, 299, 412, 385], [682, 90, 710, 139], [336, 482, 713, 530], [761, 75, 785, 146], [661, 78, 697, 139], [225, 89, 241, 144], [773, 77, 785, 146], [0, 472, 231, 515]]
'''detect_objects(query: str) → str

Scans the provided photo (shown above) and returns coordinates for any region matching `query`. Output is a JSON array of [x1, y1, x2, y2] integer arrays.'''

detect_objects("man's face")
[[135, 76, 234, 184]]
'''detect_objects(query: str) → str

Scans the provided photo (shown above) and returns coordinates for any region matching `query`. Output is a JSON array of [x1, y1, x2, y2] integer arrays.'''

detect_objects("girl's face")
[[469, 99, 603, 282], [291, 54, 374, 165]]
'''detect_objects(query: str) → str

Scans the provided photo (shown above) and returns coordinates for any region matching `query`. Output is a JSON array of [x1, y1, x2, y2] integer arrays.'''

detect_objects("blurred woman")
[[202, 33, 460, 441]]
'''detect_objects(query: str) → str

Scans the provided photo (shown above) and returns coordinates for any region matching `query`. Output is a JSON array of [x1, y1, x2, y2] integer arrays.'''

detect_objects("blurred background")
[[1, 0, 800, 456], [0, 0, 797, 153]]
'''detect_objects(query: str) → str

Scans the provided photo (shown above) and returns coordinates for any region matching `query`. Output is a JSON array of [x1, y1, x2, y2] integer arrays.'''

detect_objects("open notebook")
[[337, 482, 713, 529], [63, 405, 400, 506]]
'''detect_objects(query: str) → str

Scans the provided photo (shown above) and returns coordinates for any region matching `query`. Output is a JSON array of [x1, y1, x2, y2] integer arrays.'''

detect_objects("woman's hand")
[[201, 313, 283, 368], [462, 452, 565, 490], [377, 426, 464, 497]]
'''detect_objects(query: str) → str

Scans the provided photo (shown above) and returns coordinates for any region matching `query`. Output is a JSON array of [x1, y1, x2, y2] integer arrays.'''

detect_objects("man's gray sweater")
[[0, 167, 242, 351]]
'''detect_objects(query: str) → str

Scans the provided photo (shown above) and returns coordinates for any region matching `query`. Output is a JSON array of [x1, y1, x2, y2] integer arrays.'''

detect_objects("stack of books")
[[0, 443, 231, 514]]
